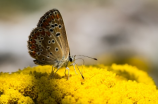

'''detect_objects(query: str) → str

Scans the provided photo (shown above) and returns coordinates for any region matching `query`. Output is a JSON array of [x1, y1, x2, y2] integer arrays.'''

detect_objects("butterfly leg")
[[66, 67, 70, 80], [48, 67, 54, 79], [64, 67, 66, 75], [72, 63, 78, 75], [74, 63, 84, 79], [49, 67, 59, 79]]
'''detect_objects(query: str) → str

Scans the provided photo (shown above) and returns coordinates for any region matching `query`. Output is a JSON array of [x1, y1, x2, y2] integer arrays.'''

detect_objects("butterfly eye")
[[69, 57, 72, 62]]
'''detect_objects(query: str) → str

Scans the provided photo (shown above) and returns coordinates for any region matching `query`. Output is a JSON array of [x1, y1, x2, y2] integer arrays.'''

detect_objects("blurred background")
[[0, 0, 158, 86]]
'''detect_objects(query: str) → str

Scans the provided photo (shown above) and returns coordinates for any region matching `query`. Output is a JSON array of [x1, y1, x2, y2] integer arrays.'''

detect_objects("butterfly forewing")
[[37, 9, 70, 59]]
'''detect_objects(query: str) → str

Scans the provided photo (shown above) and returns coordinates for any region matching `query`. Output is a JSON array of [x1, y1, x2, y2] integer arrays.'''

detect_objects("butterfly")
[[28, 9, 97, 79], [27, 9, 82, 79]]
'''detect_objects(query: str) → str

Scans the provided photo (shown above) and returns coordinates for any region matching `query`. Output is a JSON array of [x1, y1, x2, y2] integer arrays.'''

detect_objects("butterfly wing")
[[28, 27, 63, 67], [37, 9, 70, 60]]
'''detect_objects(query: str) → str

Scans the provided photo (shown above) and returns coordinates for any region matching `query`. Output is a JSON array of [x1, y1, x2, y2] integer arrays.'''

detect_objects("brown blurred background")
[[0, 0, 158, 86]]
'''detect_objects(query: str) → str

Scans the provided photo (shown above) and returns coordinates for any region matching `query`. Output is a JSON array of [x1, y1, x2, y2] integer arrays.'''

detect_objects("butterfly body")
[[28, 9, 75, 70]]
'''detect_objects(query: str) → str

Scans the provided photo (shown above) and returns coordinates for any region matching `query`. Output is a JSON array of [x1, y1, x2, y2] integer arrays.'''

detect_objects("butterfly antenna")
[[76, 58, 85, 65], [76, 55, 97, 60], [75, 58, 85, 70], [74, 62, 84, 79]]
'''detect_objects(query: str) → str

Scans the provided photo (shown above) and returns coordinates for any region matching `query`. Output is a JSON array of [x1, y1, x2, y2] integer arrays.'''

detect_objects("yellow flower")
[[0, 64, 157, 104]]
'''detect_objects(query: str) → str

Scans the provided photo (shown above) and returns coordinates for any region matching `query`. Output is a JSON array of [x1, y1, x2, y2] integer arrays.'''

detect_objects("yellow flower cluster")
[[0, 64, 157, 104]]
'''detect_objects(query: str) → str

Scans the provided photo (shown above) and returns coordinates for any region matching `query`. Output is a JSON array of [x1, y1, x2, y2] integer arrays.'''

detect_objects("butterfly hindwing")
[[28, 27, 63, 66]]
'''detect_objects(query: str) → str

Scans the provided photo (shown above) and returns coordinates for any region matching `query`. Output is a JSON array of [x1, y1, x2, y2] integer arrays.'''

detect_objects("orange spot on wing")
[[41, 17, 51, 28], [47, 17, 51, 22], [32, 36, 37, 39], [31, 40, 36, 43], [43, 21, 49, 27], [51, 15, 54, 19], [31, 45, 36, 49], [41, 31, 45, 35], [56, 14, 60, 19], [29, 51, 36, 58], [46, 32, 51, 36]]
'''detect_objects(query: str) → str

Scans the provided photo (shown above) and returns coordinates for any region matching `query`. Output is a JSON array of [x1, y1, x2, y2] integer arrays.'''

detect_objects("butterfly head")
[[69, 55, 76, 63], [64, 55, 76, 67]]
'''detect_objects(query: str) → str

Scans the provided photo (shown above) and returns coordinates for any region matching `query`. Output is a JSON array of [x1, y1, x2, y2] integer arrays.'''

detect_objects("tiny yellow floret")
[[0, 64, 157, 104]]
